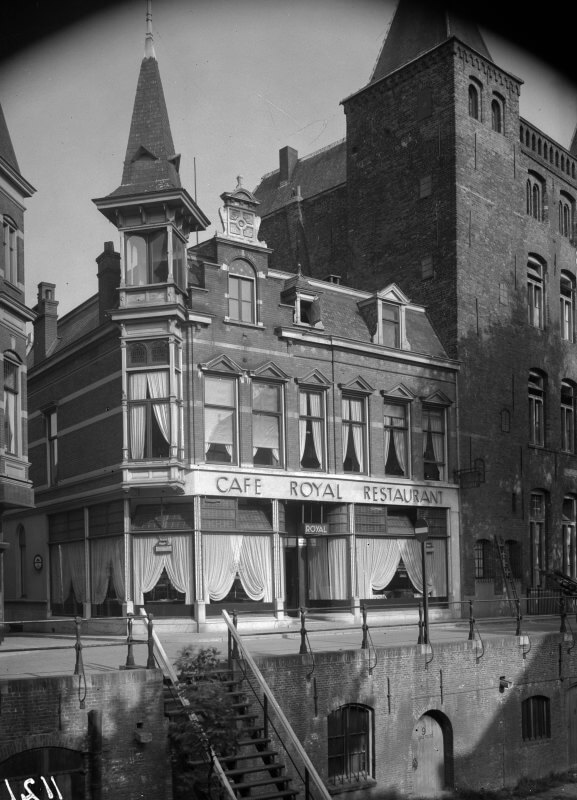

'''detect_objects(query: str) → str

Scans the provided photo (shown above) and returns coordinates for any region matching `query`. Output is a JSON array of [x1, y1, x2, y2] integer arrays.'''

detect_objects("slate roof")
[[254, 140, 346, 218], [370, 0, 492, 84], [109, 54, 181, 197]]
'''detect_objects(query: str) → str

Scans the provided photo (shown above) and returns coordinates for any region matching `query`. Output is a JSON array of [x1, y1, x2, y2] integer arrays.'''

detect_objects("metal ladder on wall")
[[494, 535, 519, 613]]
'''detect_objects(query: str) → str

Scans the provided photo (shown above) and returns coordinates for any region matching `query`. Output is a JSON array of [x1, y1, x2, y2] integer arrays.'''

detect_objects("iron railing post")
[[299, 607, 308, 655], [468, 600, 475, 641], [360, 604, 368, 650], [417, 602, 424, 645], [125, 612, 135, 668], [73, 616, 84, 675]]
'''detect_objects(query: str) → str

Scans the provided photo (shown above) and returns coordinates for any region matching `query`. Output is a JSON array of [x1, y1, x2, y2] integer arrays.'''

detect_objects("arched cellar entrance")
[[411, 710, 454, 797]]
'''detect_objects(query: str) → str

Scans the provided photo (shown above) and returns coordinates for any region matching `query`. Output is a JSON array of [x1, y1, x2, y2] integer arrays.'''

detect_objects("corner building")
[[254, 1, 577, 612], [3, 17, 460, 629]]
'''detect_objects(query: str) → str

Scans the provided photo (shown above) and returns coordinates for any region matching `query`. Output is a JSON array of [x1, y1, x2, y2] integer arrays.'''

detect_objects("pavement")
[[0, 613, 569, 680]]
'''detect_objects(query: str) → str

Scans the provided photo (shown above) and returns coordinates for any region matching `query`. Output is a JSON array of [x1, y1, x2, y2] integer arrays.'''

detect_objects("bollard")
[[125, 613, 135, 668], [560, 596, 568, 634], [146, 613, 155, 669], [299, 607, 308, 655], [468, 600, 475, 641], [361, 604, 368, 650], [417, 602, 424, 645], [73, 616, 84, 676]]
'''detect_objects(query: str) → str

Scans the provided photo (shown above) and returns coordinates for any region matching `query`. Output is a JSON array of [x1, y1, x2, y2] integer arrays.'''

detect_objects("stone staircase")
[[164, 667, 298, 800]]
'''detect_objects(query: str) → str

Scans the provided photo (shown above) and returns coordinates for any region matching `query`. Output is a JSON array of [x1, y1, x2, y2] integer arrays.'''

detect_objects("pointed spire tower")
[[93, 1, 209, 303]]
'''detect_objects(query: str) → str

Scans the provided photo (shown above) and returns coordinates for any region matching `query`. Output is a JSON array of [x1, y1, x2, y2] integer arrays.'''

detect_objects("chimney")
[[33, 282, 58, 363], [279, 146, 298, 185], [96, 241, 121, 325]]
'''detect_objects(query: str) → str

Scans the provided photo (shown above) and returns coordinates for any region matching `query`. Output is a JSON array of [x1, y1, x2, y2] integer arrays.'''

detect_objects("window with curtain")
[[422, 405, 446, 481], [90, 536, 125, 607], [562, 380, 576, 452], [127, 340, 173, 460], [49, 540, 86, 615], [342, 395, 366, 473], [522, 696, 551, 741], [307, 537, 348, 601], [133, 534, 193, 605], [299, 389, 325, 470], [527, 258, 545, 328], [125, 228, 170, 286], [202, 533, 273, 603], [252, 382, 283, 467], [529, 491, 547, 587], [328, 704, 373, 785], [563, 496, 577, 579], [205, 375, 237, 463], [3, 356, 19, 455], [384, 401, 408, 477], [529, 370, 545, 447], [560, 272, 575, 342]]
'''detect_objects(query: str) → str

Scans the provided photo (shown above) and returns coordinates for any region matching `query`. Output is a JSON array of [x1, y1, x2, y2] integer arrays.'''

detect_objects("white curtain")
[[50, 541, 87, 604], [129, 373, 148, 459], [393, 429, 406, 473], [399, 539, 425, 594], [203, 534, 273, 602], [309, 392, 323, 464], [147, 371, 170, 445], [427, 539, 447, 597], [91, 538, 125, 604], [133, 535, 192, 604], [350, 400, 364, 471], [299, 393, 307, 461], [355, 538, 401, 598], [252, 414, 280, 462], [308, 538, 348, 600]]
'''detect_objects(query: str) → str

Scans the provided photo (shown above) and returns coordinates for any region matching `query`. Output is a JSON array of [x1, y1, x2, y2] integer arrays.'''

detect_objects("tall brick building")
[[0, 104, 35, 633], [2, 8, 463, 629], [254, 0, 577, 612]]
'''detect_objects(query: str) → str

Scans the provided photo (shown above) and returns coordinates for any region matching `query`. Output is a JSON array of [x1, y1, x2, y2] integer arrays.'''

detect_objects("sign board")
[[414, 518, 429, 543], [154, 538, 173, 554], [33, 554, 43, 571], [299, 523, 329, 536]]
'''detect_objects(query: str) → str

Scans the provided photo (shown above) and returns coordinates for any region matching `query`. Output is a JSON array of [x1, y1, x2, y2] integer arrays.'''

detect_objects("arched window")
[[468, 82, 480, 120], [529, 490, 547, 586], [559, 192, 574, 238], [562, 496, 577, 578], [491, 95, 504, 133], [327, 704, 373, 785], [474, 539, 494, 579], [228, 260, 256, 323], [527, 258, 545, 328], [526, 172, 546, 221], [560, 272, 575, 342], [522, 696, 551, 740], [561, 380, 576, 452], [528, 370, 546, 446]]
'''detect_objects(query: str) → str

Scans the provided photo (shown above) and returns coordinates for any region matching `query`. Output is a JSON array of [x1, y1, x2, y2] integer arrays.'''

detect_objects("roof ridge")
[[257, 138, 346, 183]]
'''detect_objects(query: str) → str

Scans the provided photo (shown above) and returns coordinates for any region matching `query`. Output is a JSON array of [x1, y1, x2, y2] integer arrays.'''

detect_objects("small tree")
[[169, 647, 241, 800]]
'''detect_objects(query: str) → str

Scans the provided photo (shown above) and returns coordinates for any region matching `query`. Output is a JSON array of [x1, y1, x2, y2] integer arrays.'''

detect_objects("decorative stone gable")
[[218, 176, 264, 246]]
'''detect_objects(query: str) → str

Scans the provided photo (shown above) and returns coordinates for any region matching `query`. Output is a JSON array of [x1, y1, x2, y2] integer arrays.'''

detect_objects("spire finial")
[[236, 175, 243, 189], [144, 0, 156, 59]]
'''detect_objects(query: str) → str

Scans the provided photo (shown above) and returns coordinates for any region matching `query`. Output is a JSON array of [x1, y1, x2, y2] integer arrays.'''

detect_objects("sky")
[[1, 0, 577, 318]]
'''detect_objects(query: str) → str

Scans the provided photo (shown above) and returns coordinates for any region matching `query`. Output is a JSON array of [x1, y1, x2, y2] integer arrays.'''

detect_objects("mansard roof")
[[370, 0, 493, 84]]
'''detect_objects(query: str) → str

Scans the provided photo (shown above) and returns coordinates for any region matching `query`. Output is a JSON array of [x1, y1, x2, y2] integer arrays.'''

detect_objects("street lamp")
[[414, 518, 430, 645]]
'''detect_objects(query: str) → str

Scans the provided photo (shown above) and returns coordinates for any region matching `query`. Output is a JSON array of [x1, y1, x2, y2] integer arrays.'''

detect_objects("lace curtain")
[[133, 535, 192, 604], [307, 538, 348, 600], [203, 534, 273, 602], [129, 371, 170, 459], [50, 541, 87, 604], [91, 537, 126, 605]]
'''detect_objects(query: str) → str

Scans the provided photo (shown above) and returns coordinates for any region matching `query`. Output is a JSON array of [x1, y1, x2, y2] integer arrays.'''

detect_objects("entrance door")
[[412, 714, 446, 797], [567, 685, 577, 765]]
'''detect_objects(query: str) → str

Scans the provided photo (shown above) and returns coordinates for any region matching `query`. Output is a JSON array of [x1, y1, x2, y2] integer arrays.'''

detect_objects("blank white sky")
[[1, 0, 576, 316]]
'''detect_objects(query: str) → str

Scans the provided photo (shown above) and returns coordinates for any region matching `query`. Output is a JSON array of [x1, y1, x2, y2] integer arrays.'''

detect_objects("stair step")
[[224, 764, 284, 779], [234, 790, 297, 800], [237, 736, 271, 747], [228, 777, 291, 791], [220, 750, 278, 764]]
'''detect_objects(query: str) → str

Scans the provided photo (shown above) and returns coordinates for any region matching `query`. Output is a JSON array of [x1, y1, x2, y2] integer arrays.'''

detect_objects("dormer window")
[[125, 227, 187, 290], [358, 284, 409, 349], [295, 293, 320, 326], [382, 303, 400, 348]]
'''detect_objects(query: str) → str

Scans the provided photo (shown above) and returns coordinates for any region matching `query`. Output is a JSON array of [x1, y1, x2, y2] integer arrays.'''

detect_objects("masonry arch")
[[0, 746, 86, 798], [410, 710, 454, 796]]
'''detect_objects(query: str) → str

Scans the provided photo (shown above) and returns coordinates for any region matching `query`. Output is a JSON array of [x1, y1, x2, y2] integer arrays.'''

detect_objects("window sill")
[[328, 778, 377, 795], [223, 318, 265, 330]]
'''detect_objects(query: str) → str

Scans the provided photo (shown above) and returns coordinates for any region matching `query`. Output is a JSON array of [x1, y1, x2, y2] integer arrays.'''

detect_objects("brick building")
[[0, 104, 35, 633], [253, 0, 577, 612], [2, 10, 462, 629]]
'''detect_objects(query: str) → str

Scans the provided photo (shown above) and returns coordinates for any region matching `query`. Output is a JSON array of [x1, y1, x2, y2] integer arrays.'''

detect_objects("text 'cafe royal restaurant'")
[[171, 467, 460, 623]]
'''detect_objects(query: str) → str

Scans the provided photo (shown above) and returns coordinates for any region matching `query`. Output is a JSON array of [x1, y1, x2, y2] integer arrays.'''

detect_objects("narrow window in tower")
[[2, 219, 18, 284], [528, 370, 546, 447], [529, 491, 547, 587], [491, 95, 504, 133], [527, 259, 545, 329], [127, 340, 172, 460], [561, 380, 576, 453], [562, 496, 577, 578], [560, 272, 575, 342], [468, 82, 480, 120], [125, 229, 169, 286]]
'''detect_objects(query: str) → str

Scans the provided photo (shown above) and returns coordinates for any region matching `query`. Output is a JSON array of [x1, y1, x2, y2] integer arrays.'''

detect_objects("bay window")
[[125, 227, 187, 290], [204, 375, 237, 464], [252, 382, 283, 467], [342, 395, 366, 473], [3, 356, 19, 455], [299, 388, 325, 470], [127, 340, 172, 460]]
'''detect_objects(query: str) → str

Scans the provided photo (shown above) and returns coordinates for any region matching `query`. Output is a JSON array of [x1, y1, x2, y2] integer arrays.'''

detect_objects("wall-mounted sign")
[[154, 537, 173, 554], [299, 523, 329, 536], [33, 554, 43, 571]]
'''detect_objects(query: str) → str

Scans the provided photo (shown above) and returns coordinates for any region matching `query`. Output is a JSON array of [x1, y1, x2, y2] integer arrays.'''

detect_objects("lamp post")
[[415, 518, 430, 645]]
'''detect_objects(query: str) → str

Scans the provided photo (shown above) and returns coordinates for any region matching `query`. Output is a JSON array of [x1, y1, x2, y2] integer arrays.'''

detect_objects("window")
[[560, 272, 575, 342], [563, 496, 577, 578], [559, 196, 573, 237], [422, 405, 446, 481], [527, 259, 545, 329], [204, 375, 237, 464], [491, 95, 504, 133], [294, 293, 321, 326], [327, 704, 373, 785], [125, 229, 169, 286], [2, 218, 18, 284], [227, 260, 256, 323], [522, 696, 551, 741], [528, 370, 545, 447], [342, 395, 367, 473], [526, 174, 546, 221], [45, 408, 58, 484], [474, 539, 494, 579], [384, 402, 409, 477], [3, 357, 19, 455], [561, 380, 576, 453], [252, 382, 283, 467], [529, 491, 547, 587], [382, 302, 400, 348], [468, 81, 481, 120], [127, 340, 172, 460], [299, 389, 325, 470]]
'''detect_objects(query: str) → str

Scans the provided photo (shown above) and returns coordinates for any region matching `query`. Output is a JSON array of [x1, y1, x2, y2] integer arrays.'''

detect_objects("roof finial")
[[144, 0, 156, 59]]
